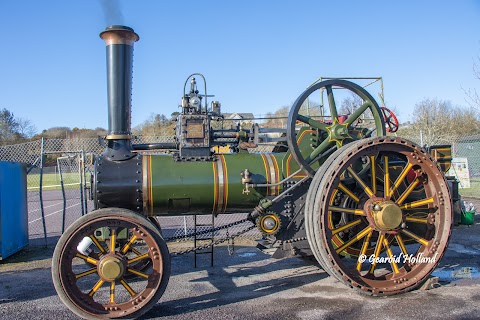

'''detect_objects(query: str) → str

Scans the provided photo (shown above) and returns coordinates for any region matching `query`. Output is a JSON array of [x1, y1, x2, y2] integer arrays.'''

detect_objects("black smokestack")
[[99, 25, 139, 158]]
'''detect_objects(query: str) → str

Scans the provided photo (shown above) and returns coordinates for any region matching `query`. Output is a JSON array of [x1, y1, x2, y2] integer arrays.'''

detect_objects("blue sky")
[[1, 1, 479, 132]]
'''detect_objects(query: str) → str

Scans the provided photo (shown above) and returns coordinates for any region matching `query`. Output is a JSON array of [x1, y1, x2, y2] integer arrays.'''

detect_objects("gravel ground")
[[1, 221, 480, 320]]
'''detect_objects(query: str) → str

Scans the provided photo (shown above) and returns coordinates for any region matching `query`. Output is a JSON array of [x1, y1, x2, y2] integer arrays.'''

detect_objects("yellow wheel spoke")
[[110, 282, 115, 303], [356, 230, 373, 271], [128, 253, 149, 265], [75, 253, 98, 266], [395, 234, 408, 256], [120, 279, 136, 297], [337, 183, 360, 203], [390, 162, 413, 196], [401, 229, 429, 246], [88, 279, 104, 297], [89, 235, 105, 254], [383, 237, 399, 274], [75, 268, 97, 279], [332, 219, 362, 235], [335, 226, 372, 254], [329, 206, 365, 216], [347, 167, 374, 198], [396, 178, 419, 205], [384, 155, 390, 197], [369, 233, 385, 274], [405, 216, 428, 224], [127, 268, 150, 279], [131, 247, 142, 256], [121, 235, 138, 254], [399, 197, 434, 210], [110, 228, 116, 253], [370, 156, 376, 195]]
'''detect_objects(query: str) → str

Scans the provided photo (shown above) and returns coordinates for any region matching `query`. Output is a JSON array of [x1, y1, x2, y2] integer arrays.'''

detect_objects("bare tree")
[[398, 98, 479, 146], [17, 118, 37, 138], [465, 53, 480, 110]]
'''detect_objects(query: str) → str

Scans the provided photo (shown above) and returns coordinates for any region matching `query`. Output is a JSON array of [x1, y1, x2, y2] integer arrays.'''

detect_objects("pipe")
[[132, 143, 177, 150]]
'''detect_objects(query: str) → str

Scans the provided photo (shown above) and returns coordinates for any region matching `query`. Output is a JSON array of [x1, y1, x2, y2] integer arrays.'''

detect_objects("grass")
[[27, 172, 89, 190], [459, 180, 480, 198]]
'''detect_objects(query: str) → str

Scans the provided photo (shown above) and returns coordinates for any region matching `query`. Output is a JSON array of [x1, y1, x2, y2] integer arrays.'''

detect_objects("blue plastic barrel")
[[0, 161, 29, 260]]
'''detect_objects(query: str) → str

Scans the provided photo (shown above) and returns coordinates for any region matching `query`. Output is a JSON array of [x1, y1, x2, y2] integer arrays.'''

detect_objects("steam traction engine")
[[52, 26, 453, 319]]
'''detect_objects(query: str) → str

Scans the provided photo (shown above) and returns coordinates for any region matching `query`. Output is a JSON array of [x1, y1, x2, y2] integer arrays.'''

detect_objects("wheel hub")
[[371, 200, 403, 231], [327, 119, 352, 147], [98, 256, 125, 281]]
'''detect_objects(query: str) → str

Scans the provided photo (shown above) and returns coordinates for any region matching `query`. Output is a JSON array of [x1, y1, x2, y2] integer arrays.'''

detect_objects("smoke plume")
[[99, 0, 124, 26]]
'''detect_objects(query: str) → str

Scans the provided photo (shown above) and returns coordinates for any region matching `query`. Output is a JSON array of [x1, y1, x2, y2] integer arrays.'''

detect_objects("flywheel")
[[287, 79, 386, 177]]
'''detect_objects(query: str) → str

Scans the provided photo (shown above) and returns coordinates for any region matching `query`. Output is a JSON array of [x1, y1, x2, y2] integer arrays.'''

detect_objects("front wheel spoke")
[[356, 230, 373, 271], [75, 253, 98, 266], [329, 206, 366, 216], [347, 167, 374, 197], [128, 253, 150, 265], [75, 268, 97, 279], [344, 102, 370, 126], [296, 114, 328, 131], [127, 268, 150, 279], [399, 197, 434, 210], [401, 229, 429, 246], [390, 162, 413, 196], [337, 183, 360, 203], [332, 219, 362, 235], [335, 226, 372, 254], [121, 235, 138, 254], [109, 228, 116, 253], [383, 237, 399, 274], [326, 85, 338, 120], [89, 235, 106, 254], [369, 233, 385, 274], [395, 234, 408, 256], [88, 279, 104, 297], [396, 177, 419, 205], [120, 279, 136, 297], [110, 282, 115, 303]]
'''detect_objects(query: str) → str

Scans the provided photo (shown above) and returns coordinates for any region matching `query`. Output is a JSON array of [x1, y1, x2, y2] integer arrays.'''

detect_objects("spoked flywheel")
[[287, 79, 386, 177], [52, 208, 171, 319], [305, 137, 452, 295]]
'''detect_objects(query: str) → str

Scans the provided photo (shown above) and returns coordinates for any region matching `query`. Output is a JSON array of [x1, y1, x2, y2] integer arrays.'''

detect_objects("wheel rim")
[[287, 79, 386, 177], [54, 212, 168, 318], [307, 137, 452, 295]]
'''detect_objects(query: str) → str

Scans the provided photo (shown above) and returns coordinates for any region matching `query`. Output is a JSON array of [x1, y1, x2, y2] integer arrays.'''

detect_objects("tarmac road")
[[1, 220, 480, 320]]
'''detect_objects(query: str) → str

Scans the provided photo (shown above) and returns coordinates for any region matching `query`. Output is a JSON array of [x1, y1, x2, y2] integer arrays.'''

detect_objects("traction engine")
[[52, 26, 453, 319]]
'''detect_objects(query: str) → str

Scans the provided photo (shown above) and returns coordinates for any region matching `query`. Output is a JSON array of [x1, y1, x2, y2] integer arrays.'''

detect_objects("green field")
[[27, 172, 90, 190], [459, 180, 480, 198]]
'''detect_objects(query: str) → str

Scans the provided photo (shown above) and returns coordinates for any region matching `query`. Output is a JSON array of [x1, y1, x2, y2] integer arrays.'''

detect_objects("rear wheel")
[[306, 137, 452, 295]]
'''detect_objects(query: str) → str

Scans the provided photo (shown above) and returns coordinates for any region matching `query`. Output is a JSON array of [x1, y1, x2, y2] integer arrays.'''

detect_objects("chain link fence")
[[0, 137, 263, 247], [1, 131, 478, 247]]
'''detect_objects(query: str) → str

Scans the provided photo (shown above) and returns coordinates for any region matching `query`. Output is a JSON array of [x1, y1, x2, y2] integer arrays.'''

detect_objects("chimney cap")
[[100, 25, 139, 43]]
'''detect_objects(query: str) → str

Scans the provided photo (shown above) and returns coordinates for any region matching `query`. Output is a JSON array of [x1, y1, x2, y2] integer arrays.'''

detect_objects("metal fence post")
[[57, 157, 67, 234], [39, 138, 47, 246]]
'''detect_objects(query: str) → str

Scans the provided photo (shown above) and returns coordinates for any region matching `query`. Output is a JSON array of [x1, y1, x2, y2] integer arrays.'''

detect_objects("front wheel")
[[52, 208, 170, 319]]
